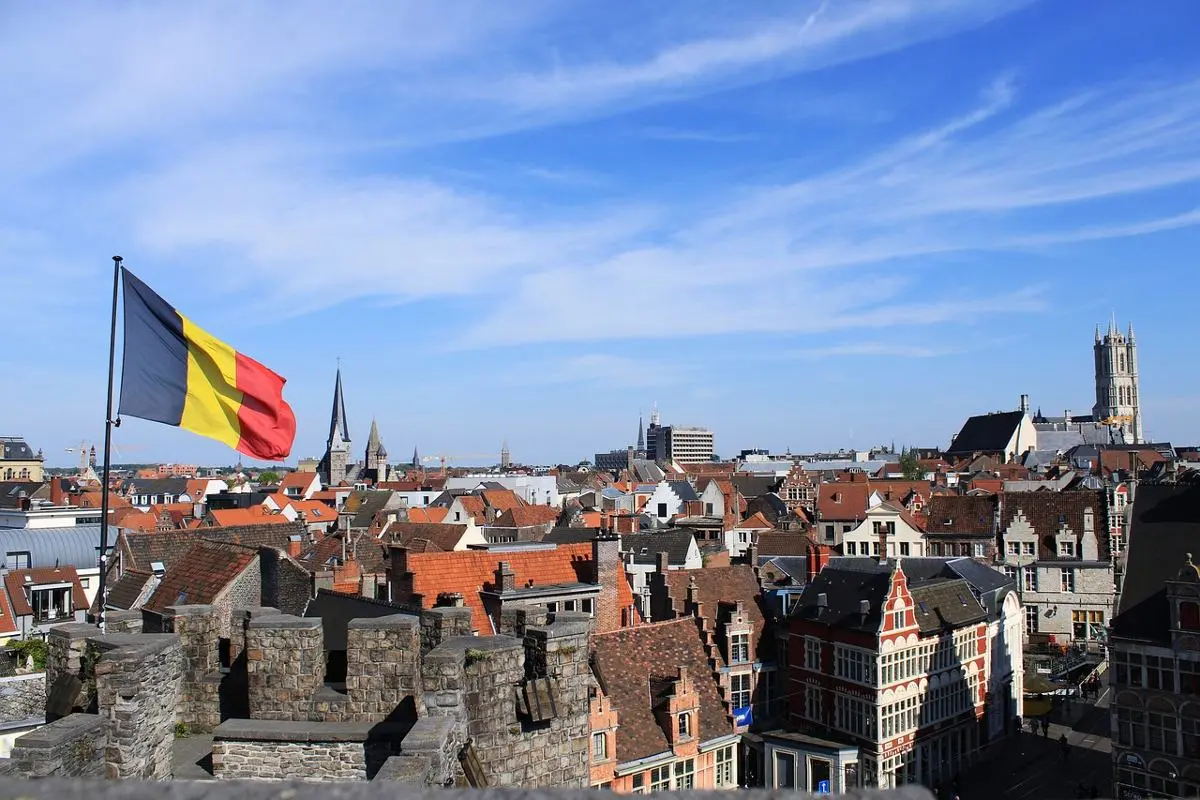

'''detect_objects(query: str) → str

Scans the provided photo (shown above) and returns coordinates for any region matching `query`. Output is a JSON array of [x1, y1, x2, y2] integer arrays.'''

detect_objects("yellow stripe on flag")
[[179, 315, 244, 451]]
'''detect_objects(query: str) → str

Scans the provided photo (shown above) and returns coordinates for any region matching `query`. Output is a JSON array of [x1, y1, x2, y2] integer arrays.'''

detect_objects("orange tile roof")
[[481, 489, 526, 513], [280, 472, 319, 491], [143, 541, 258, 613], [735, 511, 773, 529], [405, 507, 449, 524], [0, 584, 19, 636], [397, 542, 635, 635], [456, 495, 487, 523], [116, 508, 159, 532], [4, 567, 88, 617], [494, 505, 560, 528], [284, 499, 334, 521]]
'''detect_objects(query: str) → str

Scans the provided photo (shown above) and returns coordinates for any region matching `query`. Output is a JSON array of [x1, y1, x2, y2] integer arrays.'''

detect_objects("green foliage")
[[174, 721, 190, 739], [9, 638, 47, 670], [898, 448, 923, 481], [256, 470, 281, 484], [464, 648, 491, 666]]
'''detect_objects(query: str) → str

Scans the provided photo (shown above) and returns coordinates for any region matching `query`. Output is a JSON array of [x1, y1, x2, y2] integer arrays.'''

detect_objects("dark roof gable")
[[947, 411, 1024, 456]]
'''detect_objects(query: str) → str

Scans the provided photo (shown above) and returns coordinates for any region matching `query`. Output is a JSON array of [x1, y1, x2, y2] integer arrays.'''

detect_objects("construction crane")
[[421, 454, 496, 477]]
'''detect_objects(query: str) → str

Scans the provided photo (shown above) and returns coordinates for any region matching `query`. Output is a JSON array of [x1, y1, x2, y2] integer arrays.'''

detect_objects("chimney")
[[806, 543, 831, 582], [593, 531, 622, 634], [1020, 394, 1030, 414], [656, 551, 670, 574], [287, 534, 302, 558], [50, 479, 65, 507], [496, 560, 516, 592], [747, 540, 759, 571]]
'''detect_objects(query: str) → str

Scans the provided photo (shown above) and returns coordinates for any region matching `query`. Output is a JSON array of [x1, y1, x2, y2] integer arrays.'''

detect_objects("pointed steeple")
[[412, 446, 420, 468], [637, 416, 645, 451], [1094, 324, 1101, 344], [328, 368, 350, 445], [367, 418, 381, 451], [1127, 321, 1135, 342]]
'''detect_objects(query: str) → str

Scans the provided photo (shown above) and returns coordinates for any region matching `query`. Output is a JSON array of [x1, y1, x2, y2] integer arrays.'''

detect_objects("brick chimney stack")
[[496, 561, 516, 592], [806, 542, 831, 582], [593, 531, 622, 633]]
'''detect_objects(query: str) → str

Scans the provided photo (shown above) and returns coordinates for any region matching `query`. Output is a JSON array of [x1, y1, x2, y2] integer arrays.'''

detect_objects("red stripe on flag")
[[234, 352, 297, 461]]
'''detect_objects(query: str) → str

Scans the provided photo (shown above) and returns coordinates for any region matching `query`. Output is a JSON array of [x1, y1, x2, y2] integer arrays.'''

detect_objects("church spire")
[[412, 446, 420, 468], [328, 367, 350, 445], [637, 415, 645, 451], [367, 417, 381, 451]]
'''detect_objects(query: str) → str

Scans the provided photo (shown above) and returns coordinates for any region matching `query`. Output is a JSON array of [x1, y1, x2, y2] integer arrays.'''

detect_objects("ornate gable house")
[[1109, 483, 1200, 799], [589, 619, 739, 790], [997, 490, 1113, 646]]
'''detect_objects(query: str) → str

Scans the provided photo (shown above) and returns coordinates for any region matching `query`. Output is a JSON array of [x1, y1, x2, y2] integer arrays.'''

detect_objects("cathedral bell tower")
[[1093, 320, 1143, 444], [319, 367, 352, 486]]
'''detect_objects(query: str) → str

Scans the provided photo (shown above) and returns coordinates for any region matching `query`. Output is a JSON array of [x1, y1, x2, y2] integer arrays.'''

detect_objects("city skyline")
[[4, 2, 1200, 465]]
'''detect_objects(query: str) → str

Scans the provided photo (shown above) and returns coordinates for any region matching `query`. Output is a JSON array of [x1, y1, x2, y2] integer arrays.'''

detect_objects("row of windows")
[[2, 468, 32, 480], [880, 676, 978, 739], [1001, 566, 1077, 593], [834, 646, 876, 686], [844, 540, 915, 557], [1115, 707, 1200, 758], [545, 599, 594, 615], [623, 747, 738, 793], [1113, 651, 1200, 693], [929, 542, 988, 558], [835, 694, 876, 739], [879, 635, 980, 687]]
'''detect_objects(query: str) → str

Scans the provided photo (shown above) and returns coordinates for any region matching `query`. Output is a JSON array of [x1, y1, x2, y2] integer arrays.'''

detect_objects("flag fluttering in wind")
[[117, 268, 296, 461]]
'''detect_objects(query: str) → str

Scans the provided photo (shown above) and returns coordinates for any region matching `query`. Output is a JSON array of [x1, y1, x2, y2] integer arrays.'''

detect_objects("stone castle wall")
[[0, 673, 46, 724]]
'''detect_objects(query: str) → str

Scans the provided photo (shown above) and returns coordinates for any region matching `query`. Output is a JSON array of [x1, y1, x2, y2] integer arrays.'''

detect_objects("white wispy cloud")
[[5, 2, 1200, 357]]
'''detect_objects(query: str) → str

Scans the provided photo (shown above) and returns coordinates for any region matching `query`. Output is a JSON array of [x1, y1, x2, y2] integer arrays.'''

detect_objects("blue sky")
[[3, 1, 1199, 468]]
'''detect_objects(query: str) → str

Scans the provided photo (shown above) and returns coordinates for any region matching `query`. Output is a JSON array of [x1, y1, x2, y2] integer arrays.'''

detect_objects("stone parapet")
[[0, 672, 47, 725], [211, 719, 398, 781], [0, 778, 939, 798], [246, 615, 325, 722], [164, 605, 221, 733], [419, 606, 473, 654], [346, 613, 424, 723], [2, 713, 106, 778]]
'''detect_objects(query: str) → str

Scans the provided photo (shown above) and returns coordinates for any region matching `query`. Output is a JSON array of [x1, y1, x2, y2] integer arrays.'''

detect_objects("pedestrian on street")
[[1060, 733, 1070, 761], [1042, 718, 1050, 737]]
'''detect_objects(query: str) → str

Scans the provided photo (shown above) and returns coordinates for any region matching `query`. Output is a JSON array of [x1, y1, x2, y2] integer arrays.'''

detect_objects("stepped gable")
[[592, 618, 730, 762], [663, 564, 766, 664]]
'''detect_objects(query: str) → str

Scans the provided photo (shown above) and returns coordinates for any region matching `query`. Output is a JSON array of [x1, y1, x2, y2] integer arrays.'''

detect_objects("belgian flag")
[[117, 268, 296, 461]]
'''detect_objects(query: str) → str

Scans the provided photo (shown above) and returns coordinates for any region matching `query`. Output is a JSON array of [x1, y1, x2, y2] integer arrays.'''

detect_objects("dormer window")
[[1059, 541, 1076, 558], [730, 633, 750, 664], [678, 713, 690, 737]]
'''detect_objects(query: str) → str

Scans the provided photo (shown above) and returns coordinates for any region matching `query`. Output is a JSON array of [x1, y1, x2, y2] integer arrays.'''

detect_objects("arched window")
[[1119, 352, 1126, 372], [1180, 602, 1200, 631]]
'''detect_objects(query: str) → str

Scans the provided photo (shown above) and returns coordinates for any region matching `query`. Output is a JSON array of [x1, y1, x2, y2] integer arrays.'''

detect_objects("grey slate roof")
[[795, 559, 891, 632], [0, 525, 106, 570], [1111, 483, 1200, 644], [910, 579, 988, 634], [542, 527, 601, 545], [764, 556, 808, 583], [946, 411, 1024, 456], [125, 478, 191, 497], [0, 438, 37, 461], [666, 481, 699, 502], [622, 531, 694, 566]]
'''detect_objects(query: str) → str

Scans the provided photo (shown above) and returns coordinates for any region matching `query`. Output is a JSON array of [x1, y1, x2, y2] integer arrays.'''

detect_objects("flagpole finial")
[[113, 255, 123, 264]]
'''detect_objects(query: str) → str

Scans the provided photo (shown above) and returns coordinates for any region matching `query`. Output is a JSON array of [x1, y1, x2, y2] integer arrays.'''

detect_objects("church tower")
[[319, 367, 352, 486], [365, 418, 388, 483], [1093, 320, 1143, 443]]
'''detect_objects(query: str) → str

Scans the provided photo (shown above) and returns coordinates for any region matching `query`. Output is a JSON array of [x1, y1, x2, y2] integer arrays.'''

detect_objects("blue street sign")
[[817, 779, 830, 793]]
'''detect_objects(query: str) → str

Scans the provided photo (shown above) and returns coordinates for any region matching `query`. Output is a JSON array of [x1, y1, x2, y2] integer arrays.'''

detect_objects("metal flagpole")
[[96, 255, 122, 633]]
